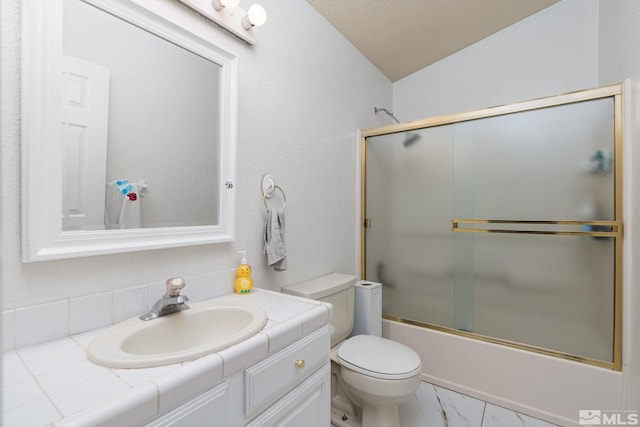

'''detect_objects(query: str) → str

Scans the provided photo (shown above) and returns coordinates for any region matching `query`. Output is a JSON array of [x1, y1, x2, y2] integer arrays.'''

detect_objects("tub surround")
[[3, 289, 332, 426]]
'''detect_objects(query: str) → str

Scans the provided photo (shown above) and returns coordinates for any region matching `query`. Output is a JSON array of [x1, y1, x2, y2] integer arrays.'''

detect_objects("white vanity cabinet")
[[246, 365, 330, 427], [146, 381, 232, 427], [245, 326, 331, 426], [147, 326, 331, 427]]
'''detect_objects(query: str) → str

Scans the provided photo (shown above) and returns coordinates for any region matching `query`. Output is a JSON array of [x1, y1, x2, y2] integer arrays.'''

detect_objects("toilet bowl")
[[337, 334, 421, 427], [282, 274, 422, 427]]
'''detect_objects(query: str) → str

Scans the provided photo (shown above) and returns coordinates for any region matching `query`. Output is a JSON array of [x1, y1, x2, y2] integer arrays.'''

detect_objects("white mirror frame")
[[22, 0, 238, 262]]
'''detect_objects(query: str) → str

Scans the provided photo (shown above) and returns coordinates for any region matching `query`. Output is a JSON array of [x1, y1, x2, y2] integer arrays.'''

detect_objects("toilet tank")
[[282, 273, 356, 347]]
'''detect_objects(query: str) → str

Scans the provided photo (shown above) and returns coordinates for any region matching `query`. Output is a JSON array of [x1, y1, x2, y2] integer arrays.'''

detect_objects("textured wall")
[[1, 0, 392, 308]]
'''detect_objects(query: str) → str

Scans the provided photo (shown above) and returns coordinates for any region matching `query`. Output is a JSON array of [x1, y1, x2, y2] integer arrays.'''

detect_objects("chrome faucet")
[[139, 277, 190, 321]]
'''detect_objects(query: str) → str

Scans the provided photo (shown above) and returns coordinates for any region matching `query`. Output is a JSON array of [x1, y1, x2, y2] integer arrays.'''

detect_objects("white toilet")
[[282, 273, 421, 427]]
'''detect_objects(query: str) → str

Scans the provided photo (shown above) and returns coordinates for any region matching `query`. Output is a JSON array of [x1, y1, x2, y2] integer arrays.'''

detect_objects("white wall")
[[0, 0, 392, 309], [387, 0, 640, 424], [393, 0, 599, 121], [599, 0, 640, 86], [599, 0, 640, 412]]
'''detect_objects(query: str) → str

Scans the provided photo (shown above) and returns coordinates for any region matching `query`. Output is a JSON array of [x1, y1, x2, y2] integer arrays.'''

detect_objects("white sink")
[[87, 300, 267, 368]]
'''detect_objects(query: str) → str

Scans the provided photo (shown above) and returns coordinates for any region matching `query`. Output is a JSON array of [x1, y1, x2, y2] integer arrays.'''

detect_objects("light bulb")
[[241, 4, 267, 29], [211, 0, 240, 12]]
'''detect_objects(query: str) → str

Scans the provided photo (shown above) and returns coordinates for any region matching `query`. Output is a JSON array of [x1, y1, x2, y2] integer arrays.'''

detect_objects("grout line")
[[14, 351, 64, 422]]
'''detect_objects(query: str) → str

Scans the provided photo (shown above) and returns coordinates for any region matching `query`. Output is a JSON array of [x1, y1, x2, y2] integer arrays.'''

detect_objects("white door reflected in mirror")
[[61, 56, 110, 231]]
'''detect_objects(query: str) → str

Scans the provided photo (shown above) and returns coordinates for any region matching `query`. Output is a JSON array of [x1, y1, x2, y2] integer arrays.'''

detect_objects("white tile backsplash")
[[113, 285, 149, 323], [3, 268, 239, 351], [205, 269, 235, 298], [3, 309, 15, 352], [70, 292, 113, 335], [184, 274, 205, 302], [15, 300, 69, 348], [147, 280, 166, 308]]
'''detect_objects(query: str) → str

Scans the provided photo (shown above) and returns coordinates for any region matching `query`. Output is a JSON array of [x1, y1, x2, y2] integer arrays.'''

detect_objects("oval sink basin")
[[87, 302, 267, 368]]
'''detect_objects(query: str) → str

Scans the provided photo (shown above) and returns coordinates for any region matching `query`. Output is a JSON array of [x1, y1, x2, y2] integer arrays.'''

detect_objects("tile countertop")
[[3, 289, 332, 427]]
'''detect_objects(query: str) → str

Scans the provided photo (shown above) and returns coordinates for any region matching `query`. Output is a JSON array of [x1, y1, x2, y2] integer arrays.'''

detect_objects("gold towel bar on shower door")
[[452, 219, 620, 237]]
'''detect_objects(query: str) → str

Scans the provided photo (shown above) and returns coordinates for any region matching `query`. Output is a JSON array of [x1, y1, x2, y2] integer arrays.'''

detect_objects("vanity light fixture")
[[177, 0, 267, 44], [211, 0, 240, 11], [241, 4, 267, 29]]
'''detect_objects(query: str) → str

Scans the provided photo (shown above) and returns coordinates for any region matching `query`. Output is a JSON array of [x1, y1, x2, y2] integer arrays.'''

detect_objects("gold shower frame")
[[360, 84, 623, 371]]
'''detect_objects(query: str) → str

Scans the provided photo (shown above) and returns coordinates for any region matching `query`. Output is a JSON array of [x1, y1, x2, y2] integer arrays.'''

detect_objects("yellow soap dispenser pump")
[[234, 250, 254, 294]]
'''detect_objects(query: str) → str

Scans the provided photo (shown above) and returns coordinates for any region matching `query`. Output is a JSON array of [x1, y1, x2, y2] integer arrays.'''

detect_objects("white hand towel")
[[118, 183, 142, 229], [264, 207, 287, 271]]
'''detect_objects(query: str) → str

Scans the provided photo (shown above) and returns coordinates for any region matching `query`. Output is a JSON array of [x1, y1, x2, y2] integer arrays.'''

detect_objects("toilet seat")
[[337, 335, 421, 380]]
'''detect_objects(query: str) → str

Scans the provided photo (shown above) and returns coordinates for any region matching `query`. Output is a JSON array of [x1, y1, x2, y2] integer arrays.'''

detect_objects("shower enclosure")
[[361, 85, 623, 370]]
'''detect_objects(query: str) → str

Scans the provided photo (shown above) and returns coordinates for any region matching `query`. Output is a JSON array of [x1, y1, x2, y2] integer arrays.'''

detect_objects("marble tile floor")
[[333, 381, 560, 427]]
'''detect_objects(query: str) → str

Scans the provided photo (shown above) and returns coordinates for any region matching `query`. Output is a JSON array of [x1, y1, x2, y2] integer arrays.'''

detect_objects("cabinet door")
[[246, 364, 330, 427], [146, 381, 230, 427], [245, 326, 330, 418]]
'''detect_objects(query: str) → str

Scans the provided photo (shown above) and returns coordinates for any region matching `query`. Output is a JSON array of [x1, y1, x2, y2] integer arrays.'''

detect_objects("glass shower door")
[[363, 86, 622, 369], [365, 124, 456, 329]]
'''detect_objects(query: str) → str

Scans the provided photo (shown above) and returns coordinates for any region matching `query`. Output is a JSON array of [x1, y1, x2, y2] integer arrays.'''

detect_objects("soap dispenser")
[[234, 250, 254, 294]]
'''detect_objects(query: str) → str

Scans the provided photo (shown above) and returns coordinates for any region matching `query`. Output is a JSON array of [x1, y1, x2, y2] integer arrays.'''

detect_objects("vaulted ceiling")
[[306, 0, 560, 82]]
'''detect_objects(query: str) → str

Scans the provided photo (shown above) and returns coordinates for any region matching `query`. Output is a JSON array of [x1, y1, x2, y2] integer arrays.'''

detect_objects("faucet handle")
[[165, 277, 186, 297]]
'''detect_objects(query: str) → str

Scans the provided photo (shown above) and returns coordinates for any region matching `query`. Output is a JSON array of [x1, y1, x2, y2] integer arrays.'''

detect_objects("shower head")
[[403, 133, 420, 147], [374, 106, 421, 148], [374, 107, 400, 124]]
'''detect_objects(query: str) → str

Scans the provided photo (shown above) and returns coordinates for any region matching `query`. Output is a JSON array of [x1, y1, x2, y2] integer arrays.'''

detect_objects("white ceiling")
[[306, 0, 560, 82]]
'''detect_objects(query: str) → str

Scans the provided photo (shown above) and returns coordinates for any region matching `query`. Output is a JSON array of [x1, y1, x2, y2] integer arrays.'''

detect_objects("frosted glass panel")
[[462, 99, 615, 221], [366, 125, 455, 328], [364, 94, 619, 365], [472, 233, 614, 362]]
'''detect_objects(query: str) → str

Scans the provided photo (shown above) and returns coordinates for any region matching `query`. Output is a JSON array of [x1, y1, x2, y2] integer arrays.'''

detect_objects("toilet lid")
[[337, 335, 422, 380]]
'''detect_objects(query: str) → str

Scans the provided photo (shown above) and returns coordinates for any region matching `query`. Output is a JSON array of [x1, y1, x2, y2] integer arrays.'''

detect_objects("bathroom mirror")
[[22, 0, 238, 261]]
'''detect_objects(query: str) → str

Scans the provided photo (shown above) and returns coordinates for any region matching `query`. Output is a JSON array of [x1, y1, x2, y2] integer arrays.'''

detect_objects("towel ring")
[[261, 173, 286, 210], [263, 185, 286, 210]]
